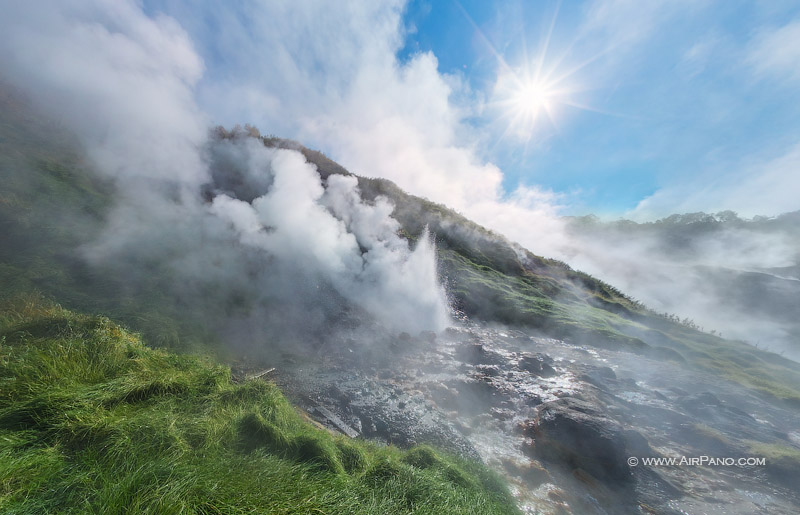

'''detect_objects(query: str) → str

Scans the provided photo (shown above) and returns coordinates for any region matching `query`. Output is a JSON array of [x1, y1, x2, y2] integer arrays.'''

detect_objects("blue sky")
[[127, 0, 800, 220], [3, 0, 798, 344], [398, 0, 800, 215]]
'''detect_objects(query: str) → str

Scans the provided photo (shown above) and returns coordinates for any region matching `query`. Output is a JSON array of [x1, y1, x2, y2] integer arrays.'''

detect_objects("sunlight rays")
[[452, 0, 614, 150]]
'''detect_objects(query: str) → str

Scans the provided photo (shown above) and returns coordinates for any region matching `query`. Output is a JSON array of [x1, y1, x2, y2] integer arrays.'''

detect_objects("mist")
[[0, 1, 450, 352], [556, 213, 800, 360], [204, 135, 450, 334], [1, 0, 797, 362]]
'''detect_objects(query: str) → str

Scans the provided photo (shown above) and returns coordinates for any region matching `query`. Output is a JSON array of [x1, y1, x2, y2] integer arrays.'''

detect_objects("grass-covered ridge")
[[0, 298, 518, 514], [3, 88, 800, 407]]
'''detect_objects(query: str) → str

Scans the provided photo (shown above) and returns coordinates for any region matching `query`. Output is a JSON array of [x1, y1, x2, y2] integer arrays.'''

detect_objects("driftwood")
[[245, 368, 275, 380], [313, 405, 359, 438]]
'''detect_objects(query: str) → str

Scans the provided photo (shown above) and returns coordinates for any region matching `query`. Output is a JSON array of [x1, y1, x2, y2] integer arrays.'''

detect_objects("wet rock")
[[502, 458, 551, 487], [593, 366, 616, 380], [676, 422, 736, 455], [424, 382, 458, 410], [579, 366, 620, 389], [677, 392, 765, 441], [764, 451, 800, 490], [519, 354, 557, 377], [360, 416, 377, 434], [444, 327, 465, 338], [455, 342, 504, 365], [667, 386, 688, 396], [652, 390, 669, 401], [527, 398, 652, 483], [619, 377, 638, 389], [490, 407, 515, 420], [475, 364, 502, 377], [374, 417, 389, 434], [313, 405, 359, 438], [438, 378, 513, 416], [679, 391, 722, 409], [419, 330, 437, 343], [523, 393, 543, 407]]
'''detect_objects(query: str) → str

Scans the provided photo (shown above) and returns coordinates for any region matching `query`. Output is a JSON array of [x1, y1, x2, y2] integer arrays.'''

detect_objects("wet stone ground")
[[242, 318, 800, 514]]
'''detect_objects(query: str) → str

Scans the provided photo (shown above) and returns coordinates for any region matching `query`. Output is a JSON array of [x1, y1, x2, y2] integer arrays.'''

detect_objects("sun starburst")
[[514, 81, 554, 116], [449, 0, 611, 149], [491, 67, 573, 144]]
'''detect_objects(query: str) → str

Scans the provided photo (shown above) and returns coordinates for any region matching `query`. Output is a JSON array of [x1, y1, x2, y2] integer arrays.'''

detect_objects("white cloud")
[[141, 0, 573, 259], [577, 0, 708, 68], [677, 35, 722, 79], [631, 141, 800, 219], [0, 0, 208, 187], [746, 20, 800, 84]]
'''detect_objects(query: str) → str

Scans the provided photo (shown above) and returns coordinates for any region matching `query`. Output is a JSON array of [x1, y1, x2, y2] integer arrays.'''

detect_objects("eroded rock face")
[[527, 397, 652, 483], [255, 320, 800, 514], [518, 353, 557, 377]]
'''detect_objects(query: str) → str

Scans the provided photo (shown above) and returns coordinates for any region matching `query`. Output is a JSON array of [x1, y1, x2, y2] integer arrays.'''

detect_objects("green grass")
[[744, 441, 800, 486], [3, 85, 800, 423], [745, 441, 800, 467], [0, 298, 518, 514]]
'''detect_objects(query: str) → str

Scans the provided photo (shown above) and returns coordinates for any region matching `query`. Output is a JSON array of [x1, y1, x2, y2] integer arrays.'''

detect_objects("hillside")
[[0, 297, 516, 513], [564, 212, 800, 359], [4, 91, 800, 404], [3, 89, 800, 513], [259, 133, 800, 406]]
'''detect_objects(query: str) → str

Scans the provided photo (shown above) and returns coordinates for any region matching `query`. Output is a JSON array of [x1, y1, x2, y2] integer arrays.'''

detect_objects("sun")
[[469, 2, 604, 146], [491, 70, 568, 141], [452, 0, 614, 148], [512, 80, 555, 117]]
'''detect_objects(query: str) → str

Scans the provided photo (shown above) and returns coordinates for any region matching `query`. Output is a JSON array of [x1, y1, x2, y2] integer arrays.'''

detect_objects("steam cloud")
[[1, 0, 797, 360], [206, 138, 450, 333], [558, 216, 800, 359], [0, 0, 450, 346]]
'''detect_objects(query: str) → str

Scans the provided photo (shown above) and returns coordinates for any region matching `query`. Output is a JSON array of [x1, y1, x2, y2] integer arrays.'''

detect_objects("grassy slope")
[[291, 146, 800, 405], [0, 88, 220, 352], [0, 297, 518, 514], [2, 86, 800, 511], [2, 94, 800, 402]]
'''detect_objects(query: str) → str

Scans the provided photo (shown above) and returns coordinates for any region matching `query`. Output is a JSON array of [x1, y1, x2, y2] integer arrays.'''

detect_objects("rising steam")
[[0, 0, 450, 348], [206, 137, 450, 334]]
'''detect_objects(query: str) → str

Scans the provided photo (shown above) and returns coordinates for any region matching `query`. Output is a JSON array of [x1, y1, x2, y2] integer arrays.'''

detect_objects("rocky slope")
[[253, 315, 800, 514], [564, 211, 800, 359], [3, 90, 800, 513]]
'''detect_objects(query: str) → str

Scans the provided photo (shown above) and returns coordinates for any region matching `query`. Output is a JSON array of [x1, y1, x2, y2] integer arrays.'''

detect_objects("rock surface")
[[240, 318, 800, 514], [527, 397, 650, 482]]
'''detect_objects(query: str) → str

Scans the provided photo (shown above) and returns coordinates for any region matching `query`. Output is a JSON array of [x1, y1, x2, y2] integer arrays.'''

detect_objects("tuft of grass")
[[0, 300, 520, 514], [745, 441, 800, 488], [336, 439, 367, 474], [289, 433, 345, 474], [403, 445, 441, 469], [746, 441, 800, 465], [237, 412, 290, 452]]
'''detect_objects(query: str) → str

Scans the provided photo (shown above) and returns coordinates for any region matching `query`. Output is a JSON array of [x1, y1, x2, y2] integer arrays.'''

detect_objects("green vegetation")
[[745, 441, 800, 487], [3, 84, 800, 406], [0, 91, 225, 353], [356, 172, 800, 403], [0, 298, 519, 514], [745, 441, 800, 464]]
